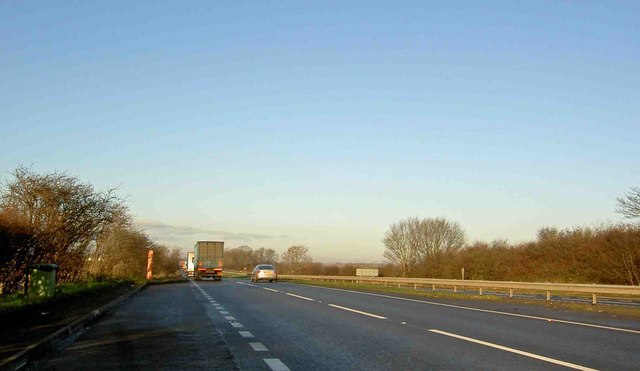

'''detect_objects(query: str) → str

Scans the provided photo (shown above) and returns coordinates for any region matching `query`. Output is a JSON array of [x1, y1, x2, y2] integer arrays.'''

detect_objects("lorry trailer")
[[194, 241, 224, 281]]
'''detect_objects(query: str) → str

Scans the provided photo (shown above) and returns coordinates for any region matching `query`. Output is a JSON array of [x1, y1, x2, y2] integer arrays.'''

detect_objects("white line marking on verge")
[[250, 342, 269, 351], [328, 304, 387, 319], [309, 286, 640, 334], [238, 331, 254, 338], [220, 311, 229, 315], [263, 287, 279, 292], [230, 322, 244, 328], [225, 316, 236, 320], [429, 329, 598, 371], [264, 358, 290, 371], [285, 292, 315, 301]]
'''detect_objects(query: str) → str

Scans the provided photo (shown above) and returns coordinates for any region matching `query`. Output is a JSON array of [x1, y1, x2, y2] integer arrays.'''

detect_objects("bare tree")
[[251, 247, 279, 267], [384, 217, 465, 277], [383, 217, 419, 277], [0, 166, 125, 286], [416, 217, 466, 258], [617, 187, 640, 219], [86, 222, 150, 279], [281, 245, 312, 274]]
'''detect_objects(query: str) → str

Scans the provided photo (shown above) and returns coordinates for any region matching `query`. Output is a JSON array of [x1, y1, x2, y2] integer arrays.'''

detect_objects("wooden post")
[[509, 289, 514, 298], [546, 291, 551, 301], [479, 287, 483, 295], [592, 293, 597, 305]]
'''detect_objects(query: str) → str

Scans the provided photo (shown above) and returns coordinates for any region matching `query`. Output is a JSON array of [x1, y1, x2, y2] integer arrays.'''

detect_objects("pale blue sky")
[[2, 1, 638, 262]]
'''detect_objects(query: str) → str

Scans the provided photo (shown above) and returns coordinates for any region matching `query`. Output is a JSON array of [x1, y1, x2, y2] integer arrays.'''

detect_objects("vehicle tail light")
[[256, 270, 261, 274]]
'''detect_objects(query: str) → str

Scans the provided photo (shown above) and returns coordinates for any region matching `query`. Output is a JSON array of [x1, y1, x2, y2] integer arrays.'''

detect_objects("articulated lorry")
[[194, 241, 224, 281]]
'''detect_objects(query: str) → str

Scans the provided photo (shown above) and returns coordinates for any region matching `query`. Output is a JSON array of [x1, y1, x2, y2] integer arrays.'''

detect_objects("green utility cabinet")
[[28, 264, 58, 298]]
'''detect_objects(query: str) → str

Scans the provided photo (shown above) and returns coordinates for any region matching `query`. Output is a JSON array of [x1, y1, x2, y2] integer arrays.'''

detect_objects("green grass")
[[0, 279, 134, 314]]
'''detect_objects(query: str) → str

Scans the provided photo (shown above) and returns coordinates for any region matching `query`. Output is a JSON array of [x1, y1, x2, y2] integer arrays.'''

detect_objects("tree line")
[[383, 189, 640, 285], [225, 244, 315, 275], [0, 166, 180, 296]]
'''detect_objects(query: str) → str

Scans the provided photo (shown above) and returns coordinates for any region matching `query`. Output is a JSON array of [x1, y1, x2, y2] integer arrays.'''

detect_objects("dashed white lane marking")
[[225, 316, 236, 320], [264, 358, 290, 371], [239, 331, 254, 338], [311, 285, 640, 334], [250, 342, 269, 351], [230, 322, 244, 328], [429, 329, 598, 371], [328, 304, 387, 320], [263, 287, 279, 292], [285, 292, 315, 301], [220, 311, 230, 315]]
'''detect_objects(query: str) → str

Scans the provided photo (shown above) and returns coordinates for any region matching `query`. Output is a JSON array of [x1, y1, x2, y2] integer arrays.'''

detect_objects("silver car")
[[251, 264, 278, 282]]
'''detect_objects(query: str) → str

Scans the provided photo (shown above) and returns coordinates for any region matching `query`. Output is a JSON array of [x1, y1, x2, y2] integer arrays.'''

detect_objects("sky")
[[1, 1, 638, 263]]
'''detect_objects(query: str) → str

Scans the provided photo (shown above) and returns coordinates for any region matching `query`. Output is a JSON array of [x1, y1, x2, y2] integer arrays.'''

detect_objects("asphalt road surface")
[[37, 279, 640, 370]]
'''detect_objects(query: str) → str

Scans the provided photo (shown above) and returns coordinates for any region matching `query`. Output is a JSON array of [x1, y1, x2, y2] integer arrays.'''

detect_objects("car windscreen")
[[258, 265, 274, 270]]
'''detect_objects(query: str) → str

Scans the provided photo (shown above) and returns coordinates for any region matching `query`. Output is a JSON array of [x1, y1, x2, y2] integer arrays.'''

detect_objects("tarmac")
[[0, 281, 158, 371]]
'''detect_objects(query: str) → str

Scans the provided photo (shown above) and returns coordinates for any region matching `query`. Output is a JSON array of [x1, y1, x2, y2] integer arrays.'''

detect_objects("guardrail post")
[[432, 284, 436, 291], [453, 285, 457, 293], [509, 289, 514, 298], [414, 283, 417, 290], [479, 287, 483, 295], [592, 293, 597, 305], [546, 291, 551, 301]]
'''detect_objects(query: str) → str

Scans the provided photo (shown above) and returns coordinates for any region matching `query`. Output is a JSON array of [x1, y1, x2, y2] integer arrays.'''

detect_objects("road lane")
[[274, 281, 640, 369], [200, 279, 639, 370], [36, 282, 237, 370], [35, 279, 639, 370]]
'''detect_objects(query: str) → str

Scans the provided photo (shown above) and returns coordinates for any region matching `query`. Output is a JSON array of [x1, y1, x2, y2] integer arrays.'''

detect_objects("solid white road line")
[[328, 304, 387, 320], [236, 281, 258, 287], [429, 329, 598, 371], [238, 331, 254, 338], [263, 287, 279, 292], [264, 358, 290, 371], [311, 286, 640, 334], [285, 292, 315, 301], [249, 342, 269, 351]]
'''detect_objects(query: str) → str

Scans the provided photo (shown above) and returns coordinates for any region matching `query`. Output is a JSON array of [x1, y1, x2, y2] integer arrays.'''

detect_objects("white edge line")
[[249, 342, 269, 351], [328, 304, 387, 319], [307, 285, 640, 334], [263, 287, 279, 292], [429, 329, 598, 371], [285, 292, 315, 301], [264, 358, 290, 371]]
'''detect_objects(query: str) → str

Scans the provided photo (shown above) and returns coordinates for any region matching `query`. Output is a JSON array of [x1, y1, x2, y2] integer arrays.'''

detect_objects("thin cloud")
[[136, 220, 276, 242]]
